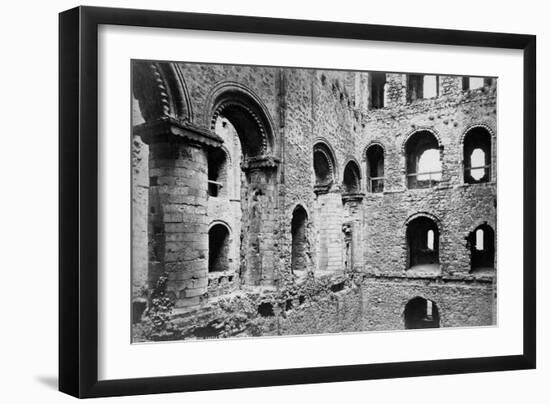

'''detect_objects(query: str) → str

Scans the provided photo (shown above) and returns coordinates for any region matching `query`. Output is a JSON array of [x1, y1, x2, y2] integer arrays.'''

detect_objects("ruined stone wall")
[[361, 277, 495, 330], [279, 69, 367, 278], [132, 61, 497, 337], [358, 80, 497, 276]]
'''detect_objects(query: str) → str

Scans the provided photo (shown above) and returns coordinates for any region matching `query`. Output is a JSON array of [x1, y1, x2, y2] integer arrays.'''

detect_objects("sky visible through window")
[[417, 149, 442, 181], [423, 75, 438, 98], [470, 148, 486, 180]]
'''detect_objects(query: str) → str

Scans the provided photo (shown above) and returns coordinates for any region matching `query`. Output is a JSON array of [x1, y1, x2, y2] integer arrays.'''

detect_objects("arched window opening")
[[463, 127, 492, 184], [469, 224, 495, 273], [313, 143, 336, 194], [405, 131, 442, 189], [343, 161, 361, 194], [407, 216, 440, 272], [291, 206, 308, 274], [404, 297, 440, 329], [369, 72, 386, 109], [314, 151, 331, 183], [408, 74, 439, 102], [208, 148, 228, 197], [208, 224, 231, 272], [366, 144, 384, 193]]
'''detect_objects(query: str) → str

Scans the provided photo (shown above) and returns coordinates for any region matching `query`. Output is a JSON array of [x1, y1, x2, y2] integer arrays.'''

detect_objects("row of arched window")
[[313, 125, 494, 194], [207, 210, 495, 275]]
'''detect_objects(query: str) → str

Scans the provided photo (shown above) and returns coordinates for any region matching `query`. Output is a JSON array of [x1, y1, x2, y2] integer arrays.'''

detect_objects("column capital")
[[241, 155, 280, 171], [133, 117, 223, 148]]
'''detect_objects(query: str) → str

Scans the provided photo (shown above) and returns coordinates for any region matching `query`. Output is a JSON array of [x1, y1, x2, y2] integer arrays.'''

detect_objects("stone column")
[[134, 117, 223, 309]]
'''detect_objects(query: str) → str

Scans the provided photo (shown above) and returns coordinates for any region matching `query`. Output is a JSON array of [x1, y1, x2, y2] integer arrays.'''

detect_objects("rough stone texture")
[[131, 96, 149, 300], [131, 60, 497, 339], [361, 276, 495, 330]]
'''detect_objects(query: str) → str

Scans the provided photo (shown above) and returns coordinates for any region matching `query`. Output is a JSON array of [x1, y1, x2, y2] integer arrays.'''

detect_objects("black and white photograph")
[[131, 60, 497, 342]]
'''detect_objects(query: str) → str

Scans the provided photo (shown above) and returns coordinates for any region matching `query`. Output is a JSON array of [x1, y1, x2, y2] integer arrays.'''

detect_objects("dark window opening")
[[208, 224, 230, 272], [291, 206, 308, 274], [463, 127, 491, 184], [369, 72, 386, 109], [404, 297, 440, 329], [407, 216, 440, 271], [313, 150, 331, 183], [405, 131, 442, 189], [469, 224, 495, 273], [208, 148, 227, 197], [343, 161, 361, 194], [366, 144, 384, 193], [258, 302, 275, 317], [313, 143, 336, 194]]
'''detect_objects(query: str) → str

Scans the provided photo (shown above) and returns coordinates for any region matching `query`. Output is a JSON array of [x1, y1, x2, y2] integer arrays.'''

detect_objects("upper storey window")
[[463, 126, 492, 184], [313, 142, 337, 195], [462, 77, 494, 90], [342, 161, 361, 194], [407, 74, 439, 102], [365, 144, 384, 193], [369, 72, 386, 109], [405, 131, 442, 189]]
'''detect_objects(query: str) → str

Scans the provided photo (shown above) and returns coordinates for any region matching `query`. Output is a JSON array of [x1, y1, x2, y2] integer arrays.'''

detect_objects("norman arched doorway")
[[405, 130, 442, 189]]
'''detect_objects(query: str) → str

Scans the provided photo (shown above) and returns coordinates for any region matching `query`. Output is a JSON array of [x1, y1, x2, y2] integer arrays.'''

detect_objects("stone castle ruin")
[[131, 61, 497, 341]]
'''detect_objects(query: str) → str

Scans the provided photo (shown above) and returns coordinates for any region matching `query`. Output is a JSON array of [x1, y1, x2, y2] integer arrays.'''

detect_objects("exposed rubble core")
[[131, 61, 497, 342]]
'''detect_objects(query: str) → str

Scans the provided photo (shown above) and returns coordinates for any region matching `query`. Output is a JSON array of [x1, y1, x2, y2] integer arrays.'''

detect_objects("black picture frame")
[[59, 5, 536, 398]]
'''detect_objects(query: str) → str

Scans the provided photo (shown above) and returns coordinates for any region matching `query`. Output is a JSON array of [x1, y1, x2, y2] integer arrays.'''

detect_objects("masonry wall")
[[361, 277, 495, 330], [132, 61, 497, 338]]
